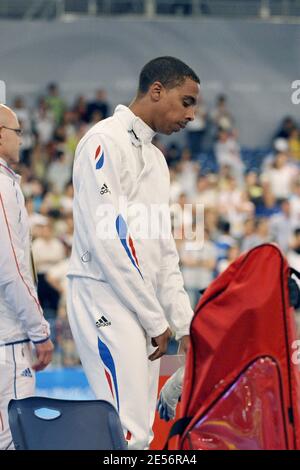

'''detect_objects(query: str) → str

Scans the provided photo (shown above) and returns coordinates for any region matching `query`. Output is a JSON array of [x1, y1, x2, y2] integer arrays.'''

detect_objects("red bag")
[[168, 244, 300, 450]]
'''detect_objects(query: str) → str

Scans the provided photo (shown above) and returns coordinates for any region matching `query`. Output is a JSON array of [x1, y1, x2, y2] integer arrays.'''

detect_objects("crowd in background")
[[10, 82, 300, 365]]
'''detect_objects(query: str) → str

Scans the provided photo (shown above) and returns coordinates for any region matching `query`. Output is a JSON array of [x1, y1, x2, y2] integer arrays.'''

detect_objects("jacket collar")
[[0, 157, 21, 183], [114, 105, 156, 147]]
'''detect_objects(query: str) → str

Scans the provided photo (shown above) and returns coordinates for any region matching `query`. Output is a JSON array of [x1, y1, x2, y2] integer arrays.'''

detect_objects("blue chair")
[[8, 397, 127, 450]]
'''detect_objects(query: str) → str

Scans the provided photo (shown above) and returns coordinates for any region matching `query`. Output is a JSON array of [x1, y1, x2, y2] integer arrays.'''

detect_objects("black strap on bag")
[[288, 267, 300, 309], [163, 416, 192, 450]]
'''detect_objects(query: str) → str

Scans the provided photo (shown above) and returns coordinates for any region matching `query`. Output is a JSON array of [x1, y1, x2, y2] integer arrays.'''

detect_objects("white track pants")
[[67, 276, 160, 450], [0, 342, 35, 450]]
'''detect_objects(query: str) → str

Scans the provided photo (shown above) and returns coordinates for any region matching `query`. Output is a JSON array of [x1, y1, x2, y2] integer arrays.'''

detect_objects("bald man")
[[0, 104, 53, 450]]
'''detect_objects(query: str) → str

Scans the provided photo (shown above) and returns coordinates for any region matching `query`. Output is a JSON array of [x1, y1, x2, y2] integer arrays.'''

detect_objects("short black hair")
[[138, 56, 200, 95]]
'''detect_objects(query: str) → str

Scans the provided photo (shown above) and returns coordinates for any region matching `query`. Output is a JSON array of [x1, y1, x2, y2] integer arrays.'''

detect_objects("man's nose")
[[186, 108, 195, 121]]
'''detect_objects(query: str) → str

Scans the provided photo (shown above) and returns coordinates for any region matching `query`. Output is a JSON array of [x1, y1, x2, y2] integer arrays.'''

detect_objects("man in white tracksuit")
[[67, 57, 200, 449], [0, 104, 53, 450]]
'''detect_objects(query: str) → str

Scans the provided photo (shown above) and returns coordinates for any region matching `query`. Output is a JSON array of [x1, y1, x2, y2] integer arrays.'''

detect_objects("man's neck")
[[0, 155, 9, 166], [129, 99, 155, 132]]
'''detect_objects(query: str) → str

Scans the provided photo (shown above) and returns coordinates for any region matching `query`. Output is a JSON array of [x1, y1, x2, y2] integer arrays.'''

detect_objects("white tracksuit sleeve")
[[0, 184, 50, 343], [157, 234, 194, 340], [76, 133, 169, 338]]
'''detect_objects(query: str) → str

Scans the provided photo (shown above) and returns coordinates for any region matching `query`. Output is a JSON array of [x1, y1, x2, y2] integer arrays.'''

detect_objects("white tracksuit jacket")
[[68, 105, 193, 340], [0, 158, 50, 450], [0, 158, 50, 345]]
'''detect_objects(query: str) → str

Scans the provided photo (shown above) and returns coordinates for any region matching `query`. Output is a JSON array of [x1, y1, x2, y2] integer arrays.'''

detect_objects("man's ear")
[[149, 81, 164, 102]]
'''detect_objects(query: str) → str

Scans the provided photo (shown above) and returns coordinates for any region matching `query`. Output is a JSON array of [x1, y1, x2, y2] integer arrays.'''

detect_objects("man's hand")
[[178, 335, 190, 355], [157, 366, 184, 421], [32, 339, 54, 371], [148, 327, 172, 361]]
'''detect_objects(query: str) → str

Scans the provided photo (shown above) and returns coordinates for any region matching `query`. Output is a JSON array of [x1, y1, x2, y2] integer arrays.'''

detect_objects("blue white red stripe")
[[95, 145, 104, 170], [116, 215, 143, 279], [97, 337, 120, 411]]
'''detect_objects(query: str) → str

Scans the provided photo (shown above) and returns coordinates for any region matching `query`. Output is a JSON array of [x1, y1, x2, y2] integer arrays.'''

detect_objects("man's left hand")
[[178, 335, 190, 355]]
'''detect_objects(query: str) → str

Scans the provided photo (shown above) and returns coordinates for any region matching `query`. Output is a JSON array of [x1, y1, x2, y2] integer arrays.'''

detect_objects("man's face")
[[153, 78, 200, 135], [0, 113, 21, 164]]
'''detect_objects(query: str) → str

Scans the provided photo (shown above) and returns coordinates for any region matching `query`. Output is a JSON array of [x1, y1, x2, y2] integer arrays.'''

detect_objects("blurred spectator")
[[46, 239, 79, 366], [46, 151, 72, 193], [241, 218, 271, 252], [176, 147, 200, 198], [261, 151, 299, 202], [60, 182, 74, 215], [217, 244, 241, 273], [218, 175, 254, 236], [211, 94, 234, 131], [215, 128, 244, 186], [86, 89, 110, 122], [185, 94, 207, 156], [274, 116, 297, 140], [214, 219, 236, 261], [165, 142, 182, 168], [269, 199, 293, 253], [13, 96, 34, 166], [192, 174, 218, 209], [255, 187, 281, 218], [73, 95, 88, 123], [25, 197, 48, 237], [32, 222, 65, 317], [290, 181, 300, 229], [245, 171, 263, 207], [169, 167, 184, 203], [33, 97, 55, 145], [171, 192, 193, 237], [289, 128, 300, 161], [180, 227, 217, 308], [287, 228, 300, 273], [262, 137, 289, 171], [45, 82, 66, 125]]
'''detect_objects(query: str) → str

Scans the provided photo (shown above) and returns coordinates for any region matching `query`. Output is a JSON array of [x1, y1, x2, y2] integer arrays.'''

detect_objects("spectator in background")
[[192, 173, 218, 209], [261, 150, 299, 202], [169, 167, 184, 203], [32, 222, 65, 320], [45, 82, 66, 125], [262, 137, 289, 171], [289, 128, 300, 162], [86, 89, 110, 122], [25, 197, 48, 237], [245, 171, 263, 207], [290, 181, 300, 229], [239, 218, 255, 248], [13, 96, 34, 166], [269, 199, 293, 253], [215, 128, 244, 186], [46, 238, 79, 366], [287, 228, 300, 273], [60, 182, 74, 215], [46, 150, 72, 193], [214, 219, 236, 262], [241, 217, 271, 252], [33, 97, 56, 145], [255, 186, 281, 218], [217, 244, 241, 273], [171, 192, 194, 236], [165, 142, 182, 168], [218, 175, 254, 237], [274, 116, 297, 140], [73, 95, 88, 123], [180, 227, 217, 308], [185, 93, 207, 157], [177, 147, 200, 198], [211, 94, 234, 131]]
